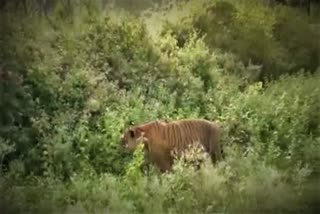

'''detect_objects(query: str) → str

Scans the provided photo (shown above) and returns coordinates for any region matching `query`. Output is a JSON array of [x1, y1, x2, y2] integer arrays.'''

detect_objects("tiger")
[[119, 118, 222, 173]]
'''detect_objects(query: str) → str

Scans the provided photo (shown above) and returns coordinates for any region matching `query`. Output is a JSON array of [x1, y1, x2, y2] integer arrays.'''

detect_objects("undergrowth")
[[0, 0, 319, 213]]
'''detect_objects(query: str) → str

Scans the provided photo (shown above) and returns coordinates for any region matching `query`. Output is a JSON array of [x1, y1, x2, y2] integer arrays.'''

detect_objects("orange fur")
[[120, 119, 222, 173]]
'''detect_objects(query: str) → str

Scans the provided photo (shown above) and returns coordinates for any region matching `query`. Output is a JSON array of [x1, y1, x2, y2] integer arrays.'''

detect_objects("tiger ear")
[[129, 129, 135, 138], [129, 127, 145, 138]]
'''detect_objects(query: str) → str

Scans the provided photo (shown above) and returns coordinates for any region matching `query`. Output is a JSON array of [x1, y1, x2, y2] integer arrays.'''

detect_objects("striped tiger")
[[120, 119, 222, 173]]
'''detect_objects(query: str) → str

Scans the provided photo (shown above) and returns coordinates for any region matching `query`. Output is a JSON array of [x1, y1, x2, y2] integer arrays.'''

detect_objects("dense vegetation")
[[0, 0, 319, 213]]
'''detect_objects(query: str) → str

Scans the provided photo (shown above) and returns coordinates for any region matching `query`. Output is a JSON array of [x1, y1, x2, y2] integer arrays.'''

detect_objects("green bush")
[[160, 0, 320, 80], [0, 0, 319, 213], [1, 145, 314, 213]]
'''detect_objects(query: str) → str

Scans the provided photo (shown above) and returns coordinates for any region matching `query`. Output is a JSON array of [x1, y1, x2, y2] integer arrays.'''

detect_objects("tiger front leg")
[[149, 149, 173, 173], [156, 159, 173, 173]]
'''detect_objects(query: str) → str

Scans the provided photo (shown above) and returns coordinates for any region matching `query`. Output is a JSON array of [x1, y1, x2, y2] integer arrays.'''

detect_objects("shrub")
[[0, 1, 319, 213], [159, 0, 320, 80]]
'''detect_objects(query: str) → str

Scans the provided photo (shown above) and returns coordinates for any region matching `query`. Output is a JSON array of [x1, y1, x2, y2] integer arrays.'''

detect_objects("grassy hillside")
[[0, 0, 319, 213]]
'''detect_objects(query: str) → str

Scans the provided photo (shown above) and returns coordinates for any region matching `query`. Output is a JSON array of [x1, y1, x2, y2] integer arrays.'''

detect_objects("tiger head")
[[119, 126, 147, 152]]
